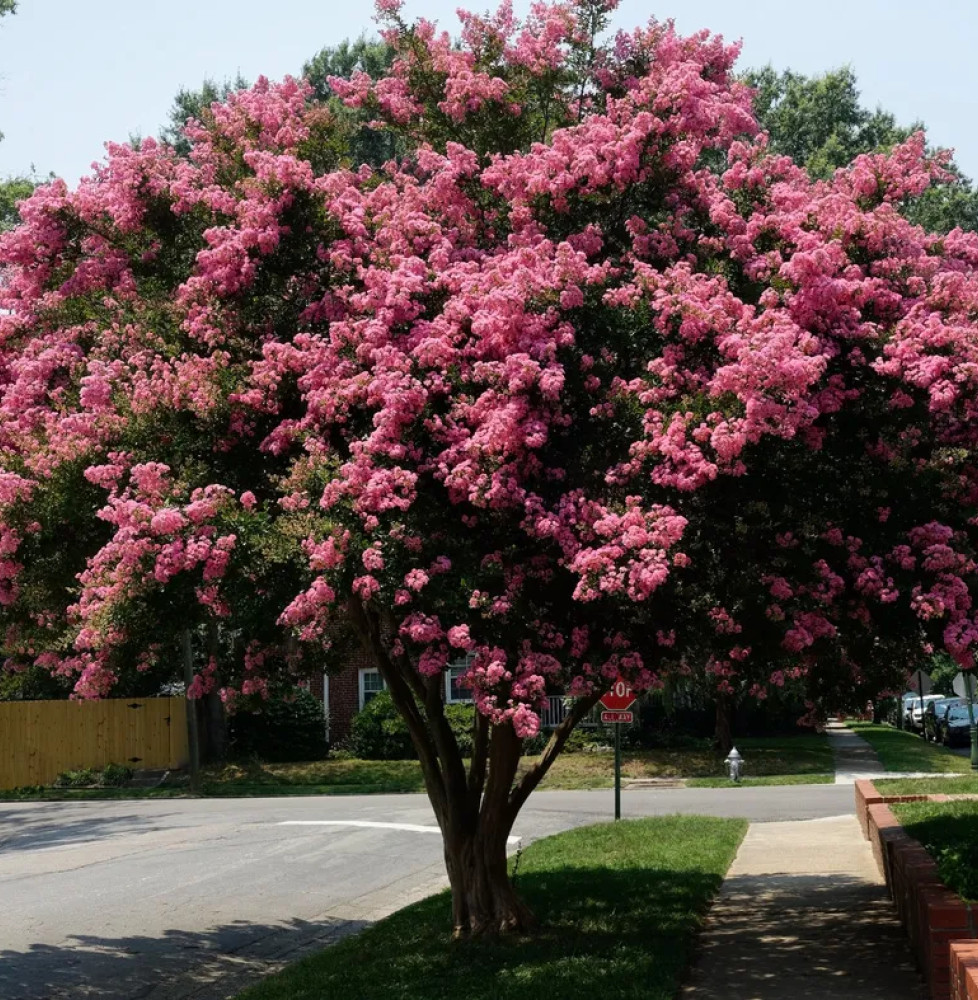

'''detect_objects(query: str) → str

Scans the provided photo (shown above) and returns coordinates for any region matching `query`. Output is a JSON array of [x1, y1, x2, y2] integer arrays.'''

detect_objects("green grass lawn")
[[236, 815, 747, 1000], [0, 785, 187, 802], [846, 722, 969, 774], [891, 800, 978, 900], [686, 773, 834, 788], [0, 733, 833, 800], [875, 775, 978, 795]]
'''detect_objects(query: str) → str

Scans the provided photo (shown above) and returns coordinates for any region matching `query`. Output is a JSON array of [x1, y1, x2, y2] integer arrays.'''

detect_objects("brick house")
[[307, 653, 476, 746]]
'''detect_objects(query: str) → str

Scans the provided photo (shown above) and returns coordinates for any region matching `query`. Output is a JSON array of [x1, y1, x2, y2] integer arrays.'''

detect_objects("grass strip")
[[0, 734, 833, 799], [686, 773, 834, 788], [874, 775, 978, 795], [891, 800, 978, 900], [0, 785, 188, 801], [236, 815, 746, 1000], [845, 722, 969, 774]]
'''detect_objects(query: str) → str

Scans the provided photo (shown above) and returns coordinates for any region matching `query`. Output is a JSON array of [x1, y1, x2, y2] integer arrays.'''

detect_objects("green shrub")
[[228, 687, 328, 762], [349, 693, 481, 760], [350, 691, 415, 760], [53, 767, 98, 788], [521, 731, 550, 755], [445, 702, 477, 756], [100, 762, 133, 786]]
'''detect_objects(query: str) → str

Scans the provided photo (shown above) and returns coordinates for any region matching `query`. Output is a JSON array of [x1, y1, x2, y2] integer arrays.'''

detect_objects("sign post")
[[953, 670, 978, 771], [599, 678, 636, 820]]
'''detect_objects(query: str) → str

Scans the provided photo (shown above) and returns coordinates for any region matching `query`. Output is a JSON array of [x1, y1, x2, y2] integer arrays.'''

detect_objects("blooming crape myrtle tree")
[[0, 80, 353, 702], [5, 0, 978, 935]]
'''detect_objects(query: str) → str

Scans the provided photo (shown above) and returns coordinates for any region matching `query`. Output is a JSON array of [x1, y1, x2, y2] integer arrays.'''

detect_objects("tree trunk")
[[443, 821, 534, 937], [714, 694, 733, 756], [203, 689, 227, 762], [202, 623, 227, 763], [343, 597, 604, 939]]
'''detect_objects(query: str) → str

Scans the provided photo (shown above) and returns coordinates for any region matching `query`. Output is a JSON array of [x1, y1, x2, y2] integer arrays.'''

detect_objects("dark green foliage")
[[100, 762, 134, 786], [928, 652, 959, 696], [161, 75, 250, 156], [747, 66, 914, 178], [0, 664, 73, 701], [303, 36, 394, 103], [0, 175, 35, 232], [892, 801, 978, 901], [350, 690, 478, 760], [748, 65, 978, 233], [445, 702, 477, 756], [52, 763, 134, 788], [349, 690, 415, 760], [53, 767, 99, 788], [303, 38, 400, 168], [228, 687, 328, 762]]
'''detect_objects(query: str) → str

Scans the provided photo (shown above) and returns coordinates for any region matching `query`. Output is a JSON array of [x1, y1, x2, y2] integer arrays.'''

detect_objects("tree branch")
[[345, 598, 449, 819], [480, 722, 523, 836], [423, 673, 470, 820], [467, 710, 490, 806], [506, 691, 604, 821]]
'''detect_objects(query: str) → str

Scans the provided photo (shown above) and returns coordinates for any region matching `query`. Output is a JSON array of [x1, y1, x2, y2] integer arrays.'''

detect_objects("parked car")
[[940, 704, 975, 747], [899, 692, 918, 726], [909, 694, 945, 731], [923, 698, 965, 742]]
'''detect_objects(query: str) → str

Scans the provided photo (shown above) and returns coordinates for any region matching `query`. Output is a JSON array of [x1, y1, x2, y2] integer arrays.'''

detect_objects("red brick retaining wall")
[[950, 942, 978, 1000], [858, 780, 978, 1000]]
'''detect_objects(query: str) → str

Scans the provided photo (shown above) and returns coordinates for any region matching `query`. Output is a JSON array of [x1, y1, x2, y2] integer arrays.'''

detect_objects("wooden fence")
[[0, 697, 188, 789]]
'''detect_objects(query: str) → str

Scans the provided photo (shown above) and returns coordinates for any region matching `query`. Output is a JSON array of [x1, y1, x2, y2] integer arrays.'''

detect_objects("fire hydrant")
[[725, 747, 743, 783]]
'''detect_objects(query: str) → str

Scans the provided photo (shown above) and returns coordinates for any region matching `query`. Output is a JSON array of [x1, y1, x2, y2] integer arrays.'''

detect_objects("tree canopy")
[[749, 65, 978, 233], [4, 0, 978, 933]]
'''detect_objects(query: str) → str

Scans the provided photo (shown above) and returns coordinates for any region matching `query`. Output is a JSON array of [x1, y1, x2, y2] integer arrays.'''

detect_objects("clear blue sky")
[[2, 0, 975, 185]]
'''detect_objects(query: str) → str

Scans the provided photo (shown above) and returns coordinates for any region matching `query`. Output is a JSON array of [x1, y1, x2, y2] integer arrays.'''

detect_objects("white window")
[[445, 655, 475, 704], [359, 668, 387, 710]]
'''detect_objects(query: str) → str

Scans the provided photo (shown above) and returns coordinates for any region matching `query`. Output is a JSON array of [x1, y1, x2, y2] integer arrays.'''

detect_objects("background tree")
[[302, 37, 398, 167], [5, 0, 978, 937], [160, 74, 251, 156], [748, 65, 978, 233], [0, 174, 34, 231], [162, 41, 398, 169]]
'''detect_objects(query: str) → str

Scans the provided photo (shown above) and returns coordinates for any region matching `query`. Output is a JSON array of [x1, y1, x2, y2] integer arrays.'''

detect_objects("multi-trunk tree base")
[[445, 831, 536, 938]]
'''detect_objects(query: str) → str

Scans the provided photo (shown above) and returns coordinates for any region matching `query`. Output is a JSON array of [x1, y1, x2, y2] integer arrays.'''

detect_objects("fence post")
[[182, 628, 202, 794]]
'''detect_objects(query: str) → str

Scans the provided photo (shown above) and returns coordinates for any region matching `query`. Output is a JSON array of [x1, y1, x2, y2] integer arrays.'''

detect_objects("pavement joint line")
[[276, 819, 522, 845]]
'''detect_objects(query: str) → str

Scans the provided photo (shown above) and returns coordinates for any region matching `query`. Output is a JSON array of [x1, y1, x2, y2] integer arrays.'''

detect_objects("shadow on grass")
[[240, 816, 746, 1000], [237, 870, 724, 1000], [0, 915, 368, 1000]]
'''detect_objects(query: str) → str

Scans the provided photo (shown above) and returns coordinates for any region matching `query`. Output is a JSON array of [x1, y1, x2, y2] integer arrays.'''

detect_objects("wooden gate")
[[0, 697, 188, 789]]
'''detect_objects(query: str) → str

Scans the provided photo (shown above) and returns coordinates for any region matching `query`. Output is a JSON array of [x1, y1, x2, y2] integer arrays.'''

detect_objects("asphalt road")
[[0, 784, 856, 1000]]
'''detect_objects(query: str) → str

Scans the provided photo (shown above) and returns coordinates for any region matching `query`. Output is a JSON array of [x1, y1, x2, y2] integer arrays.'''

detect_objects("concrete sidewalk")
[[827, 718, 961, 784], [827, 719, 886, 783], [681, 814, 925, 999]]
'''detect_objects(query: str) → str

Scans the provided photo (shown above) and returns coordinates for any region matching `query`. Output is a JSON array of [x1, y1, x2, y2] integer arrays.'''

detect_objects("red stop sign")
[[600, 677, 635, 712]]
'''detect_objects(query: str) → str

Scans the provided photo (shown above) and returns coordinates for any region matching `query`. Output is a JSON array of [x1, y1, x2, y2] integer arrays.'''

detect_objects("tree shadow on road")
[[0, 806, 176, 852]]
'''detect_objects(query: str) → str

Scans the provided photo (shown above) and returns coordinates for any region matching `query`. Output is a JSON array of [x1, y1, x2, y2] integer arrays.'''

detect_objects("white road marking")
[[278, 820, 521, 844]]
